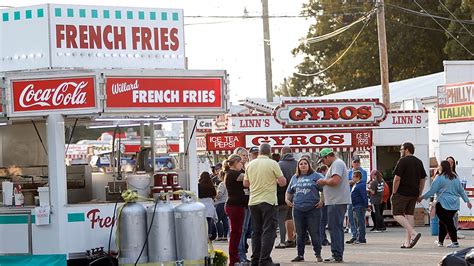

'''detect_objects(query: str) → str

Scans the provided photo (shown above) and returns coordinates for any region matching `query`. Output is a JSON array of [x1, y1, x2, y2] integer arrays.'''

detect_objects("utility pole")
[[376, 0, 390, 109], [261, 0, 273, 103]]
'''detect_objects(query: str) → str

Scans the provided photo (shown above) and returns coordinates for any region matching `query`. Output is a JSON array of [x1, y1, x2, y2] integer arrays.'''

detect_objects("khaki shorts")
[[391, 193, 417, 216]]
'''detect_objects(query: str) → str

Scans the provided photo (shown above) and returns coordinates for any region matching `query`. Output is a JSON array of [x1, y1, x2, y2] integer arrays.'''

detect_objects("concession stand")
[[0, 4, 228, 263], [207, 99, 430, 202]]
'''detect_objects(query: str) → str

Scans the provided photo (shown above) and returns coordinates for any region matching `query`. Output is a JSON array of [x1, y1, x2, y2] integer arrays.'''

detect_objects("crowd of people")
[[197, 142, 472, 265]]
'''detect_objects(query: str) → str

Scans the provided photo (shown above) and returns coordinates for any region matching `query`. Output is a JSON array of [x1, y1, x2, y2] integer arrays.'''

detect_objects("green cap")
[[319, 148, 334, 158]]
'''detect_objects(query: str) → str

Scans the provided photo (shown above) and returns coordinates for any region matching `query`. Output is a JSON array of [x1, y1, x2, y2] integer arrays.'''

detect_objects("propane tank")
[[147, 195, 177, 263], [118, 202, 148, 264], [174, 193, 208, 265]]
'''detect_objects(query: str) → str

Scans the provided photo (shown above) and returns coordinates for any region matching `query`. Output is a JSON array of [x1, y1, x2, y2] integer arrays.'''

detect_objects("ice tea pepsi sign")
[[10, 76, 97, 116], [274, 99, 387, 128]]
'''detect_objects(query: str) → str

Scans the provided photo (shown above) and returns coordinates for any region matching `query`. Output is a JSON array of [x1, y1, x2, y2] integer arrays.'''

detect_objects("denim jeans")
[[277, 205, 289, 244], [249, 203, 278, 266], [373, 204, 384, 230], [320, 205, 329, 243], [347, 204, 357, 239], [206, 217, 217, 241], [327, 204, 347, 260], [238, 207, 251, 261], [293, 207, 322, 257], [352, 206, 366, 242], [215, 202, 229, 238]]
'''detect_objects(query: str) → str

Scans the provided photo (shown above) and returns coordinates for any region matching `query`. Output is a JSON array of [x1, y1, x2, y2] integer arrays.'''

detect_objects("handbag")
[[429, 188, 447, 218]]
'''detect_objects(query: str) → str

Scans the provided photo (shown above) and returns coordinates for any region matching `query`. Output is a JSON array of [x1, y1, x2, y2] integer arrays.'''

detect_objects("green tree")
[[442, 0, 474, 59], [280, 0, 452, 96]]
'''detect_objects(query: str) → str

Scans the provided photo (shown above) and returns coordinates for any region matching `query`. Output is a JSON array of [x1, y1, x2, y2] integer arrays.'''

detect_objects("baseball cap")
[[249, 146, 259, 154], [352, 157, 361, 163], [319, 148, 334, 158], [214, 163, 222, 169]]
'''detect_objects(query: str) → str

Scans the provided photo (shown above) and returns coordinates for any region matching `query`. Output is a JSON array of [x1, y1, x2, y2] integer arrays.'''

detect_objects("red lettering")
[[289, 108, 306, 121], [340, 106, 357, 120], [86, 209, 100, 229], [89, 26, 102, 49], [86, 209, 116, 229], [78, 25, 88, 49], [329, 134, 344, 144], [160, 28, 169, 50], [141, 27, 153, 50], [357, 106, 372, 119], [290, 136, 308, 145], [309, 135, 327, 145], [252, 136, 268, 146], [169, 28, 179, 51], [322, 107, 340, 120], [103, 25, 113, 49], [154, 28, 160, 50], [65, 25, 78, 48], [307, 107, 322, 120], [416, 115, 421, 123], [56, 25, 65, 48], [264, 119, 270, 127], [131, 27, 140, 50], [270, 136, 286, 146], [114, 26, 126, 49]]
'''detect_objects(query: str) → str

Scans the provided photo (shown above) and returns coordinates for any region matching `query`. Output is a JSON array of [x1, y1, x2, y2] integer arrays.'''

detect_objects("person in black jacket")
[[275, 146, 297, 249]]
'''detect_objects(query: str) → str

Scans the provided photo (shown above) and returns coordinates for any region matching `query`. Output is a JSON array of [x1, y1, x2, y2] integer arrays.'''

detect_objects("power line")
[[294, 15, 373, 77], [387, 18, 471, 34], [413, 0, 473, 56], [385, 3, 474, 25], [438, 0, 473, 36]]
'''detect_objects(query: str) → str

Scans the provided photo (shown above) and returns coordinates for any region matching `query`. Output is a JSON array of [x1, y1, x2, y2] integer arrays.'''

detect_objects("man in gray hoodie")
[[275, 146, 297, 249]]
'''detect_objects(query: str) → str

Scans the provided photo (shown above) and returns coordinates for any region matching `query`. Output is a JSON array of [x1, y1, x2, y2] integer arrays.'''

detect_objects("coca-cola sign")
[[11, 76, 96, 115]]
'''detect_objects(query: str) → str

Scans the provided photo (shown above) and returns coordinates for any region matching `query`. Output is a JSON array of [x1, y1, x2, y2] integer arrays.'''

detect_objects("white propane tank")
[[118, 202, 148, 264], [174, 193, 208, 265], [147, 196, 177, 263]]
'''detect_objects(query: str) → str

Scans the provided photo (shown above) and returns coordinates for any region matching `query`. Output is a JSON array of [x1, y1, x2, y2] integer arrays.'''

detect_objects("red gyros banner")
[[105, 77, 222, 110], [206, 133, 244, 152], [11, 76, 96, 114]]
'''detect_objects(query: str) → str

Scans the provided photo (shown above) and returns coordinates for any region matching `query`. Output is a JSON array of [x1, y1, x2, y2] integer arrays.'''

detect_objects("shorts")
[[286, 206, 293, 220], [391, 193, 417, 216]]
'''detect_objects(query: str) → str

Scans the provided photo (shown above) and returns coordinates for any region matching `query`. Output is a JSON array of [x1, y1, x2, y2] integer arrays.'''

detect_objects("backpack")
[[382, 182, 390, 203]]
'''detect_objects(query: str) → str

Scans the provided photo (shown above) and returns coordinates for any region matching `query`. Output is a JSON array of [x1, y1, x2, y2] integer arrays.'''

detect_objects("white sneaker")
[[446, 242, 460, 248], [434, 241, 443, 247], [458, 234, 466, 239]]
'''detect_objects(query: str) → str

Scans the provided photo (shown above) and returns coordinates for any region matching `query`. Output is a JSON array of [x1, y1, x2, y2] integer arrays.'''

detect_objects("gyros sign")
[[274, 99, 387, 128], [11, 76, 97, 115], [246, 130, 372, 148]]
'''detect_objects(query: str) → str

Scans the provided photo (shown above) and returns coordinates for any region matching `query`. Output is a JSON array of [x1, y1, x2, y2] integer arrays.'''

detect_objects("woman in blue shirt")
[[419, 160, 472, 248], [285, 158, 324, 262]]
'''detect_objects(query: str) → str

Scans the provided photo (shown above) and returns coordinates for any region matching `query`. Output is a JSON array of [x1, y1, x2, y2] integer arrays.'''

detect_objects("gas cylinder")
[[174, 193, 208, 264], [118, 202, 148, 264], [147, 196, 177, 263]]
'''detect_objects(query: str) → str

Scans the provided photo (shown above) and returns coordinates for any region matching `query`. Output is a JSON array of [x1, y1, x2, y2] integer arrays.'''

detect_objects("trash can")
[[430, 215, 439, 236]]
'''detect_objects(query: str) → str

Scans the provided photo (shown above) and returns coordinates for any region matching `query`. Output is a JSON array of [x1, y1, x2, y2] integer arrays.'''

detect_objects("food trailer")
[[0, 4, 228, 263]]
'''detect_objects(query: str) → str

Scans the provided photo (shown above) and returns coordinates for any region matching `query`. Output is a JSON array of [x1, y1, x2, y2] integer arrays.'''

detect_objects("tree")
[[278, 0, 455, 97], [442, 0, 474, 59]]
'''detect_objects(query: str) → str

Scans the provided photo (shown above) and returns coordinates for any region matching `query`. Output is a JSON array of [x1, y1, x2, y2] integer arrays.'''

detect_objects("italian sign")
[[10, 76, 97, 116], [274, 99, 387, 128], [0, 4, 185, 71], [245, 130, 372, 150], [438, 82, 474, 123], [104, 76, 224, 114]]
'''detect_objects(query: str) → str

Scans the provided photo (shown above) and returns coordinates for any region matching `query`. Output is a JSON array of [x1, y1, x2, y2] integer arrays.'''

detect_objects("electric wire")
[[438, 0, 474, 36], [385, 3, 474, 25], [387, 18, 470, 34], [413, 0, 474, 56], [294, 14, 373, 77]]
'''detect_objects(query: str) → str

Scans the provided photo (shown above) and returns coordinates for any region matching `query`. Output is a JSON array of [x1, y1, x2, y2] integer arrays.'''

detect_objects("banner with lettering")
[[438, 82, 474, 123], [9, 76, 98, 116]]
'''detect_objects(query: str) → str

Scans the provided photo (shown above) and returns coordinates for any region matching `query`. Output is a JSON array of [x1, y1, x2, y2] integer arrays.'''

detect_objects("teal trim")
[[127, 11, 133, 19], [79, 9, 86, 18], [2, 13, 9, 22], [103, 10, 110, 19], [115, 10, 121, 19], [55, 8, 61, 17], [150, 11, 156, 20], [91, 9, 98, 18], [67, 8, 73, 17], [14, 11, 20, 20], [0, 215, 35, 224], [37, 8, 44, 18], [0, 254, 67, 265], [26, 10, 32, 19], [161, 12, 167, 21], [138, 11, 144, 20], [172, 12, 179, 21], [68, 213, 85, 222]]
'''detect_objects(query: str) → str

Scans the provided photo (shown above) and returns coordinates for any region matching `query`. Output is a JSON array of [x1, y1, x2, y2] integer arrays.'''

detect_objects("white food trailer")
[[0, 4, 228, 264]]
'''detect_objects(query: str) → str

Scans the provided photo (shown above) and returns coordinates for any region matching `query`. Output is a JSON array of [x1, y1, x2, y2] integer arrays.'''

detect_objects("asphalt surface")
[[213, 226, 474, 265]]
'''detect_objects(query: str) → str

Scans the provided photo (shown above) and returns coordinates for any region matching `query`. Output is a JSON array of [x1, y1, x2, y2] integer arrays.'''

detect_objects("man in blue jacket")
[[349, 171, 368, 244], [347, 157, 367, 243]]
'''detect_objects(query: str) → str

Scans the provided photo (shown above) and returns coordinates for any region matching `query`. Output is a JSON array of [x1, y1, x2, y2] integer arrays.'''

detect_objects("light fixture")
[[87, 123, 146, 129], [441, 130, 470, 136]]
